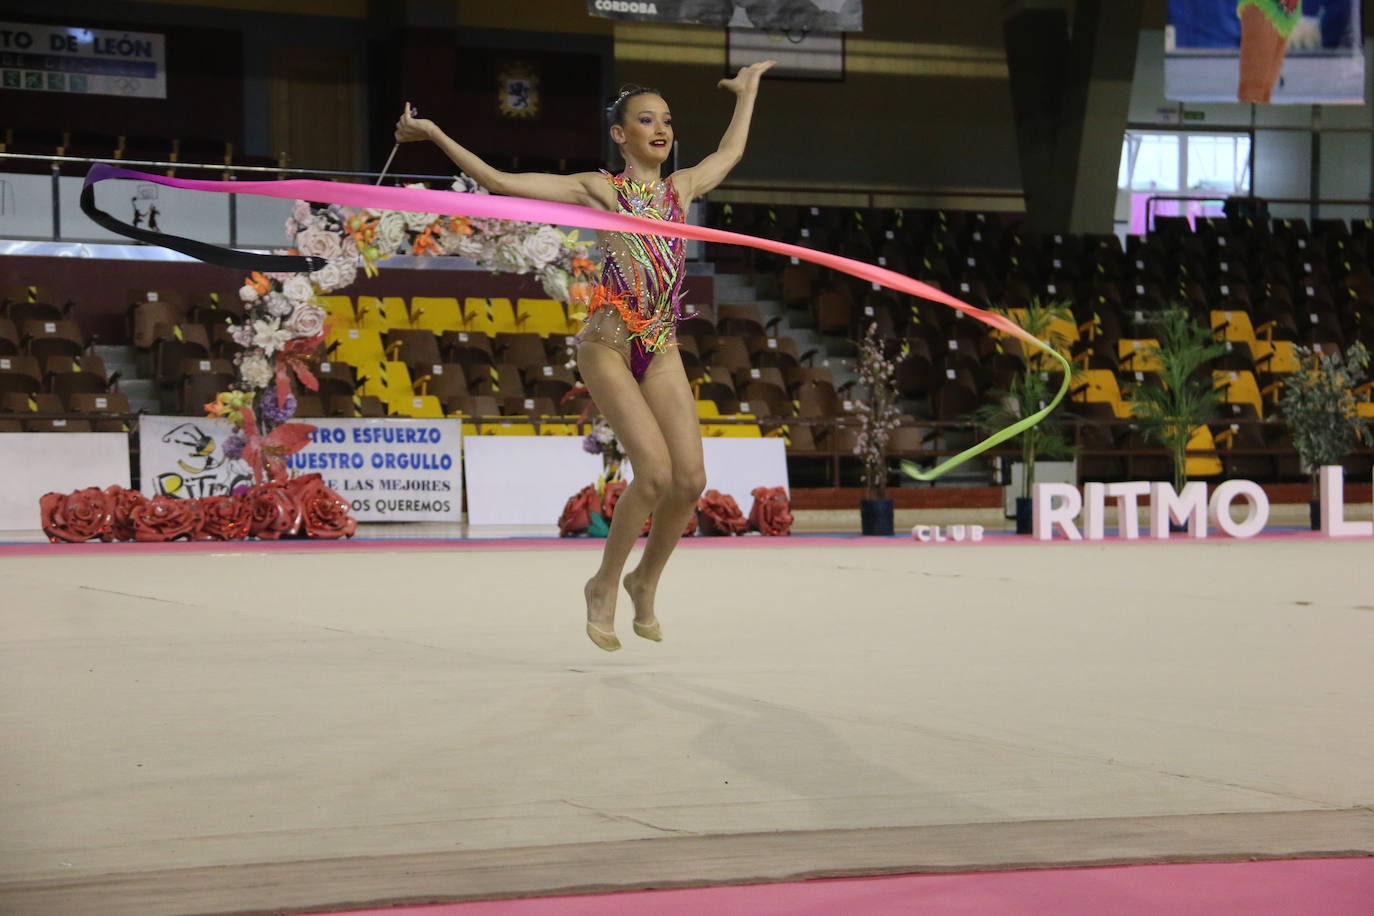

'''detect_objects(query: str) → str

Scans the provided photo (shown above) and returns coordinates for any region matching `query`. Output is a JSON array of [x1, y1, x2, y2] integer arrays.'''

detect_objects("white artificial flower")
[[239, 284, 260, 303], [263, 291, 293, 317], [250, 318, 293, 356], [294, 226, 342, 261], [524, 225, 565, 269], [239, 352, 274, 389], [281, 275, 314, 306], [403, 208, 439, 234], [285, 303, 326, 339], [330, 254, 357, 288], [375, 211, 406, 256], [539, 265, 571, 304], [311, 260, 343, 293]]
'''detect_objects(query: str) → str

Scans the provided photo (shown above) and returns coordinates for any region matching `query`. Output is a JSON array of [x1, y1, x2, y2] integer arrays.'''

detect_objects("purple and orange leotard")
[[576, 171, 687, 379]]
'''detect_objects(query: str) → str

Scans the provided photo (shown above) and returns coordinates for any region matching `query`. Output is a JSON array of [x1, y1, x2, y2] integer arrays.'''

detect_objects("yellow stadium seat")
[[358, 360, 413, 403], [478, 421, 537, 436], [1358, 403, 1374, 418], [408, 296, 463, 333], [537, 421, 580, 436], [356, 296, 410, 332], [464, 297, 517, 335], [1185, 425, 1223, 477], [1117, 339, 1161, 373], [1211, 309, 1256, 344], [390, 395, 444, 418], [318, 296, 356, 332], [1214, 370, 1263, 418], [515, 298, 573, 337], [695, 400, 721, 418], [1250, 339, 1301, 374], [1075, 369, 1131, 418], [330, 328, 385, 367], [701, 412, 761, 437]]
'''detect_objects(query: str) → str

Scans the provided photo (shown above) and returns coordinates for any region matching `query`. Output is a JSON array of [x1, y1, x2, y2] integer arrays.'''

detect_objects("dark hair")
[[607, 84, 663, 127]]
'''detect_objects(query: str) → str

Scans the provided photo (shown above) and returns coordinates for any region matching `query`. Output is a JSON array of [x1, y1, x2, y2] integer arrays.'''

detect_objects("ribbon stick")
[[81, 163, 1069, 479]]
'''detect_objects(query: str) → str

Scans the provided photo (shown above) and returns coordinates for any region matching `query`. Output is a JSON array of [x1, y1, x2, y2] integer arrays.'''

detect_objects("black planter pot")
[[860, 498, 895, 536], [1310, 499, 1321, 531], [1014, 496, 1033, 535]]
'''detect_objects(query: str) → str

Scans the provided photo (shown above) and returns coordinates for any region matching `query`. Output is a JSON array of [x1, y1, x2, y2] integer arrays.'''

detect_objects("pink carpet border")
[[0, 527, 1365, 557], [298, 856, 1374, 916]]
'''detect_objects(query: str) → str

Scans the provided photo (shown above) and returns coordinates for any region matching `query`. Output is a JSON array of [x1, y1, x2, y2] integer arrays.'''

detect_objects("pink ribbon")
[[84, 163, 1068, 478]]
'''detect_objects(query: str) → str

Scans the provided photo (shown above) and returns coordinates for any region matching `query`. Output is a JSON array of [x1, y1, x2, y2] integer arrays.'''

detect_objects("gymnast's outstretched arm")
[[393, 103, 612, 209], [670, 60, 774, 203]]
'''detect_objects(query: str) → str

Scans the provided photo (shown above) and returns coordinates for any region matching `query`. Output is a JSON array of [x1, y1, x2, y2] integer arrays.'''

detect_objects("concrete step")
[[117, 379, 159, 402], [93, 344, 136, 364]]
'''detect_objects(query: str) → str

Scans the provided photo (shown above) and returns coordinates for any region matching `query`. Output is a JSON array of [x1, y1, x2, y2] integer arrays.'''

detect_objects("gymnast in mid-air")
[[395, 60, 777, 651]]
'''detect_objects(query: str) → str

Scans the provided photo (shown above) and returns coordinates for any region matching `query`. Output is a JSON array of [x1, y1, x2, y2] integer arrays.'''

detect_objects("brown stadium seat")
[[179, 371, 235, 415], [66, 392, 132, 432], [412, 363, 468, 403], [0, 355, 43, 394], [0, 319, 19, 356], [526, 363, 574, 403], [716, 303, 768, 338], [385, 329, 443, 372], [495, 332, 548, 371]]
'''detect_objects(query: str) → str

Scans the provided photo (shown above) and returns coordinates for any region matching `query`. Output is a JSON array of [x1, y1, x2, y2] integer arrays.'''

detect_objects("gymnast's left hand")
[[717, 60, 776, 96]]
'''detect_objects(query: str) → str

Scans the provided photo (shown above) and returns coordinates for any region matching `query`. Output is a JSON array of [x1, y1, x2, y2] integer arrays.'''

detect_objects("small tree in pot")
[[966, 298, 1077, 533], [1130, 303, 1226, 494], [1278, 342, 1371, 528], [854, 321, 902, 535]]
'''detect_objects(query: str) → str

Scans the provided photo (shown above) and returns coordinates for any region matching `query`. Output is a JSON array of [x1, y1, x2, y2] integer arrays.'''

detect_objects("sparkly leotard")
[[576, 171, 687, 380]]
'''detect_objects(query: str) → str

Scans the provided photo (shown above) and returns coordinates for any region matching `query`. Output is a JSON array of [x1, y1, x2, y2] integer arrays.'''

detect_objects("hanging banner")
[[1165, 0, 1364, 103], [588, 0, 863, 31], [138, 416, 463, 522], [0, 21, 167, 99]]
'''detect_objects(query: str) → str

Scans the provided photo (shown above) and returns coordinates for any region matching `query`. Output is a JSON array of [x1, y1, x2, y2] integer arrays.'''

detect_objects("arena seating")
[[5, 205, 1374, 485]]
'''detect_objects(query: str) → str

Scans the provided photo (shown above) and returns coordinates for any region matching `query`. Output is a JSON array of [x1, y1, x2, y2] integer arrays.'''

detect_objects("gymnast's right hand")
[[394, 103, 435, 143]]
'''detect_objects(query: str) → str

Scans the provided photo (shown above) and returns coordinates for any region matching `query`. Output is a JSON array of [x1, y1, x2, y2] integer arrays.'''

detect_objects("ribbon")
[[81, 163, 1069, 479]]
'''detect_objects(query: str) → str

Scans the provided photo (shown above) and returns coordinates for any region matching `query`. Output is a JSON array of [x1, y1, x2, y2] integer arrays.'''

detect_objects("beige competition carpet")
[[0, 535, 1371, 914]]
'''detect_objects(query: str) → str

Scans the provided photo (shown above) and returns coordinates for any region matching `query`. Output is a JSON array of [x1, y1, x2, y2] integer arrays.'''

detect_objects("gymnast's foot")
[[584, 577, 620, 651], [624, 569, 662, 642]]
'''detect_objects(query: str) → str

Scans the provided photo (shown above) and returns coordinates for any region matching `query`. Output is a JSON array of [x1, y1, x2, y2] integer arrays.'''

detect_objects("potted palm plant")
[[1278, 342, 1371, 528], [854, 321, 901, 535], [1130, 303, 1227, 495], [967, 298, 1077, 533]]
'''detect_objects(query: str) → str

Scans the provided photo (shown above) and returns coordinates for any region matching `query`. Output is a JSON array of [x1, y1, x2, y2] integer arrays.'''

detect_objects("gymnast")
[[394, 60, 777, 651]]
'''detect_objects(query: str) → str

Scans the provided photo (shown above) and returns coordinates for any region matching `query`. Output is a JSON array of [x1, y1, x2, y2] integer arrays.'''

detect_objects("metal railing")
[[0, 152, 457, 246], [1143, 194, 1374, 233]]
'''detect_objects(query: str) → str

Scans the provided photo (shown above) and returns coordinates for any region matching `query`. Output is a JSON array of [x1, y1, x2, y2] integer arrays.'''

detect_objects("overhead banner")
[[138, 415, 462, 522], [588, 0, 862, 31], [0, 22, 167, 99], [1165, 0, 1364, 103]]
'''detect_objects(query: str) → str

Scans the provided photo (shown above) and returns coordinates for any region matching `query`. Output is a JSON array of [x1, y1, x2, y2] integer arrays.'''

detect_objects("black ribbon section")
[[79, 182, 327, 274]]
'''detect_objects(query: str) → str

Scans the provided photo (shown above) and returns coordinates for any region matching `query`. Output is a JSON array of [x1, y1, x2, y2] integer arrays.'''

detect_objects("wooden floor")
[[0, 536, 1370, 915]]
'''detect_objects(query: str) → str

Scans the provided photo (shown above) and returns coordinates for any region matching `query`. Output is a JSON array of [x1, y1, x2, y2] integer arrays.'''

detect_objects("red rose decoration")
[[603, 481, 656, 536], [194, 494, 252, 540], [601, 480, 627, 519], [747, 486, 793, 536], [559, 484, 601, 537], [245, 483, 302, 540], [286, 473, 357, 539], [129, 495, 201, 542], [696, 489, 748, 536], [39, 487, 114, 543], [103, 486, 148, 542]]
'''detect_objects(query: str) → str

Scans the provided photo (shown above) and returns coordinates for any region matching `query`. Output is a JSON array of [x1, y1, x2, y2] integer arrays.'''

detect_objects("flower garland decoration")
[[207, 177, 598, 509], [853, 321, 902, 501]]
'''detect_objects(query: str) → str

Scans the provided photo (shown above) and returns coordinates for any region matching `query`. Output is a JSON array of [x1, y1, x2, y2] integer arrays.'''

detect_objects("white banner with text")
[[138, 415, 462, 522]]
